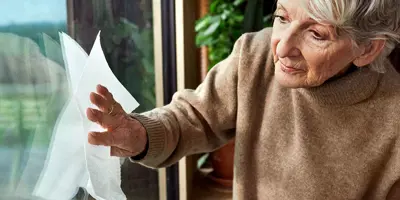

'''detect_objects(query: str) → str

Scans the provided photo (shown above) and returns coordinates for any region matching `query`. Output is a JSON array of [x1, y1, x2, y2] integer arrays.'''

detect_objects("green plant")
[[195, 0, 273, 70], [195, 0, 274, 170], [195, 0, 246, 69]]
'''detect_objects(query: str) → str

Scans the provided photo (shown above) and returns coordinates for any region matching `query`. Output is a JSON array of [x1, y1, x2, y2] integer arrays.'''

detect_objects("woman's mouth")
[[279, 61, 304, 74]]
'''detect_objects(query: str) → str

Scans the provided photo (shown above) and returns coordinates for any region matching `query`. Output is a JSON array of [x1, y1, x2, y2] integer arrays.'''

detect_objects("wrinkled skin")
[[271, 0, 363, 88], [86, 84, 147, 157]]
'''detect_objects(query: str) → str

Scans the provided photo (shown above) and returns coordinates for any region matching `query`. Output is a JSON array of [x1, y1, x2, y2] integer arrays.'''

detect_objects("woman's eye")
[[310, 30, 325, 41], [273, 15, 288, 24]]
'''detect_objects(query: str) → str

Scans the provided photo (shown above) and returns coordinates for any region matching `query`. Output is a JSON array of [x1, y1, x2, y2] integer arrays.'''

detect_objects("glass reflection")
[[0, 0, 158, 199], [0, 0, 68, 199]]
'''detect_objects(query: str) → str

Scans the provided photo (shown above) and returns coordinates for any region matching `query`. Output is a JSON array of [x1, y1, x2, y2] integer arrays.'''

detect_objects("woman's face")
[[271, 0, 361, 88]]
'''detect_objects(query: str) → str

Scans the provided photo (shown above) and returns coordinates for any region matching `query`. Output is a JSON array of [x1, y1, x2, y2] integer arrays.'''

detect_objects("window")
[[0, 0, 160, 199]]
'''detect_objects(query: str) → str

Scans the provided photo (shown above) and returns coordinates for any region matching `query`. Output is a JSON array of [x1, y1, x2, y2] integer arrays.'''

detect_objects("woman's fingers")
[[86, 108, 99, 122], [88, 130, 115, 146], [97, 84, 115, 102], [86, 108, 122, 130], [90, 92, 108, 112], [92, 85, 124, 115]]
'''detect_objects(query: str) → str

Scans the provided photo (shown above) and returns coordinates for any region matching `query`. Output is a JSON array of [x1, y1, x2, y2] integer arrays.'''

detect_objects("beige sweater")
[[130, 28, 400, 200]]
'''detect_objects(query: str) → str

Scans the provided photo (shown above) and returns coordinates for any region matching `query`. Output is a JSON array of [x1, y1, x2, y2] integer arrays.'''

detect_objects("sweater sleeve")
[[387, 180, 400, 200], [128, 34, 245, 168]]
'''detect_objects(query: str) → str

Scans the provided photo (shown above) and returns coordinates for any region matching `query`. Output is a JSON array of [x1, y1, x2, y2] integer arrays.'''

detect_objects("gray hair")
[[303, 0, 400, 73]]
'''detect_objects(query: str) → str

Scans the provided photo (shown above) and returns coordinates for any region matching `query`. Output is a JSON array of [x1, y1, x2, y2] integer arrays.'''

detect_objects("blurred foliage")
[[195, 0, 272, 69], [195, 0, 273, 169]]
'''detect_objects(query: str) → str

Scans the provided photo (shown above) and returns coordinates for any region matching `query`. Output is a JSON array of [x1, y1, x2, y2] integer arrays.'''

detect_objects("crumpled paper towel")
[[33, 31, 138, 200]]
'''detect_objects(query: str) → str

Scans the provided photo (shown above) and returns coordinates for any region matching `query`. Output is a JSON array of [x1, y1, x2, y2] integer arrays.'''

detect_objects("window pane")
[[0, 0, 159, 199], [0, 0, 69, 199], [70, 1, 159, 199]]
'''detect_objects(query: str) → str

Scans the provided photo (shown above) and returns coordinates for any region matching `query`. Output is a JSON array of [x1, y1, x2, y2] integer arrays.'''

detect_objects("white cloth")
[[33, 31, 138, 200]]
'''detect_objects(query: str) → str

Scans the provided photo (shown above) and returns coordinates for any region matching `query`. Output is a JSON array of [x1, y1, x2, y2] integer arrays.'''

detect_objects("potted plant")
[[195, 0, 273, 188]]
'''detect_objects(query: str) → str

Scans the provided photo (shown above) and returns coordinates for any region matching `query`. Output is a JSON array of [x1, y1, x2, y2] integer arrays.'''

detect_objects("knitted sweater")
[[130, 28, 400, 200]]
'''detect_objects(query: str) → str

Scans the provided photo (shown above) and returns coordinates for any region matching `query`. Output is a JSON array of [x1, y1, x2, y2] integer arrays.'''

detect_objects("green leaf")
[[233, 0, 245, 6], [210, 1, 218, 13], [196, 34, 214, 46], [195, 33, 208, 46], [195, 0, 273, 71], [203, 20, 220, 36], [195, 17, 210, 32], [209, 16, 221, 23], [220, 4, 227, 10], [233, 15, 244, 23], [221, 10, 232, 20]]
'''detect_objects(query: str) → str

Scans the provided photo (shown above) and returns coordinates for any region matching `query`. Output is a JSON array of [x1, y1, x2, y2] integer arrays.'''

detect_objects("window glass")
[[0, 0, 158, 199]]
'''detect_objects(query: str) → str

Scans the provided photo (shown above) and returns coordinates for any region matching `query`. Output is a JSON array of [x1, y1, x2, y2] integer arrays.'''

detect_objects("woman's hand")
[[86, 84, 147, 157]]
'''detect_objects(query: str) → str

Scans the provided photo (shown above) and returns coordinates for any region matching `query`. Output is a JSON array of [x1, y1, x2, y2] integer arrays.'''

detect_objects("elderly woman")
[[86, 0, 400, 199]]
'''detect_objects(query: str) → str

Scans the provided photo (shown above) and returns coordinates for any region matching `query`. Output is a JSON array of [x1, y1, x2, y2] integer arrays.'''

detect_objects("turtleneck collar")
[[294, 67, 382, 106]]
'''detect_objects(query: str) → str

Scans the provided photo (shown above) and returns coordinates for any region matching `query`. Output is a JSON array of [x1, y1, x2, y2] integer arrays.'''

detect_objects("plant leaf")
[[233, 0, 245, 6], [210, 1, 218, 13], [195, 17, 210, 32], [203, 20, 220, 36]]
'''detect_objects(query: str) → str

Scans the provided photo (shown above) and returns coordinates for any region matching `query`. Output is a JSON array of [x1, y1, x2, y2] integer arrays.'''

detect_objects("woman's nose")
[[276, 28, 301, 58]]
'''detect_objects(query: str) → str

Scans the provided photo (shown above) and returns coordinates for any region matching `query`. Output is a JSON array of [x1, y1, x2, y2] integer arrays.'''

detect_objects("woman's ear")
[[353, 39, 386, 67]]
